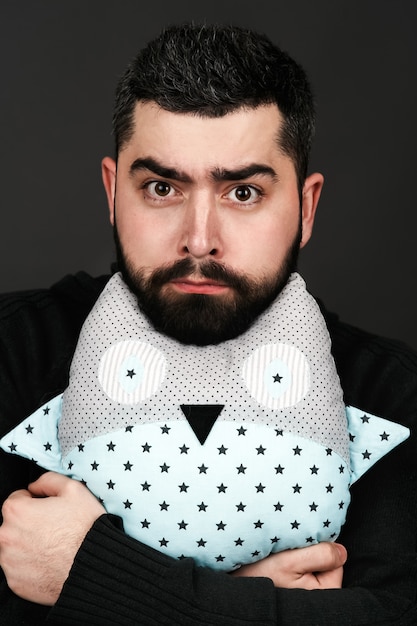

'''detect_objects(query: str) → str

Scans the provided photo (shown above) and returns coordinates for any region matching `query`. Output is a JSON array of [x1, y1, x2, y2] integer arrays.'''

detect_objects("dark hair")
[[113, 23, 315, 190]]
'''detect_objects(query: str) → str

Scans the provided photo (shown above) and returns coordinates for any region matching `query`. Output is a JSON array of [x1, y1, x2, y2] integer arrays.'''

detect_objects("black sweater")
[[1, 272, 417, 625]]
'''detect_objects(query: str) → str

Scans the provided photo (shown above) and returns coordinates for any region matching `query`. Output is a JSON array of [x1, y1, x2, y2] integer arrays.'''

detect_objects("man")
[[0, 22, 416, 626]]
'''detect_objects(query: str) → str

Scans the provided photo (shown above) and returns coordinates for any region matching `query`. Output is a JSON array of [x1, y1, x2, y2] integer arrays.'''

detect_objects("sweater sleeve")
[[49, 514, 277, 625]]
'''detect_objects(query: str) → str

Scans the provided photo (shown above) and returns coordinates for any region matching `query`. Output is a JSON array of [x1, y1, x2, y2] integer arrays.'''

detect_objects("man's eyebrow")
[[129, 158, 277, 184], [129, 157, 192, 182], [210, 164, 278, 182]]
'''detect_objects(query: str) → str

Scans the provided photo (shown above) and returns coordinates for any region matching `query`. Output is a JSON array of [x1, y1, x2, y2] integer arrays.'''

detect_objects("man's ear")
[[300, 172, 324, 248], [101, 157, 117, 225]]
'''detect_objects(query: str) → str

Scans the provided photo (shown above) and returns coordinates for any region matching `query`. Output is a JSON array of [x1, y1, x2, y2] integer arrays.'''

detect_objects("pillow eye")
[[98, 340, 166, 404], [242, 343, 311, 410]]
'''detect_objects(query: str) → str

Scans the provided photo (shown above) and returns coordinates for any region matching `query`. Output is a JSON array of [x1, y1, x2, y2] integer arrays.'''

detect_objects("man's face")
[[102, 102, 322, 344]]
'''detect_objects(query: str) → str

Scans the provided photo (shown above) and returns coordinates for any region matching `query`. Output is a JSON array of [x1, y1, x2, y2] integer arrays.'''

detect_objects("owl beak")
[[180, 404, 224, 444]]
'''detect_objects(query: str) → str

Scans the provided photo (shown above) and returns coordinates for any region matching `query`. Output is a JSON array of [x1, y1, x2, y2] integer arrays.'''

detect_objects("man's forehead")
[[119, 101, 288, 174]]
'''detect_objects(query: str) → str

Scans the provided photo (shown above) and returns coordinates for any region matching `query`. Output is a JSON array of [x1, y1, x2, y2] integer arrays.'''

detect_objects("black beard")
[[113, 224, 301, 346]]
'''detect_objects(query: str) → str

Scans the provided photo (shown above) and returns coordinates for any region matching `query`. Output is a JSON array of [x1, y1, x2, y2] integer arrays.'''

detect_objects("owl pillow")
[[0, 272, 409, 571]]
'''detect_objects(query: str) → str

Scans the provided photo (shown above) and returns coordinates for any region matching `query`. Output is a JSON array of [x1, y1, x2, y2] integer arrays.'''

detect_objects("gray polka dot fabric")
[[60, 272, 349, 459]]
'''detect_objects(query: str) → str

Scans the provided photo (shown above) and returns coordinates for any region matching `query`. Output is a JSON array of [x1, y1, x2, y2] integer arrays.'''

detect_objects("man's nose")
[[180, 197, 222, 259]]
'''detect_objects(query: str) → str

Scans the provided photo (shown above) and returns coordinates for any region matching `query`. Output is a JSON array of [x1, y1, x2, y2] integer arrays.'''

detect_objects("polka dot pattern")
[[59, 272, 349, 462]]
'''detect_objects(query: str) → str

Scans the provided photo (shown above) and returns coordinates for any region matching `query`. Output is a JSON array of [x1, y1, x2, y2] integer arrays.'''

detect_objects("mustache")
[[147, 258, 254, 292]]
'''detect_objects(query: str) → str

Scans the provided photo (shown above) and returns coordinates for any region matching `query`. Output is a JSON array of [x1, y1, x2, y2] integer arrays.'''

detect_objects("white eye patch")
[[98, 340, 166, 404], [242, 343, 310, 410]]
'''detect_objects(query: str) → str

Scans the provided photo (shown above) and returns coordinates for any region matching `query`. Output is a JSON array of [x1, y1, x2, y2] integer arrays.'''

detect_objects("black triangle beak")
[[180, 404, 224, 444]]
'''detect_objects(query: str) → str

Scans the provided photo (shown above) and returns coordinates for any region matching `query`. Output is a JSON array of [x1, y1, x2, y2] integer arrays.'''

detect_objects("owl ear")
[[0, 394, 68, 474], [346, 405, 410, 484]]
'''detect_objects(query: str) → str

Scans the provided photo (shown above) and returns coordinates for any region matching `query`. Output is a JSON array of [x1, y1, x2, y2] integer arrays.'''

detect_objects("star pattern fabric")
[[0, 272, 410, 570]]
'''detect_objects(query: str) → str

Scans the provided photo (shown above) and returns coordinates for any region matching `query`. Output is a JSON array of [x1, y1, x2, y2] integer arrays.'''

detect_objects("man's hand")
[[0, 472, 105, 605], [231, 542, 347, 589]]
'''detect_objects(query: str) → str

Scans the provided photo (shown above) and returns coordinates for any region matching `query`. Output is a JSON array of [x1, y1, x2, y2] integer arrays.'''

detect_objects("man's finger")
[[28, 471, 72, 497], [294, 542, 347, 574], [2, 488, 33, 502]]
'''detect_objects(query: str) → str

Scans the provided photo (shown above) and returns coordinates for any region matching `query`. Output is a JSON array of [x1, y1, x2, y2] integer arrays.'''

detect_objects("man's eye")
[[146, 181, 172, 197], [228, 185, 261, 204]]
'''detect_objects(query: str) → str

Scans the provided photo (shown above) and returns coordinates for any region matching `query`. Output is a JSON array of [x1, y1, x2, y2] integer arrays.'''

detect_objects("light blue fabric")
[[0, 399, 409, 570]]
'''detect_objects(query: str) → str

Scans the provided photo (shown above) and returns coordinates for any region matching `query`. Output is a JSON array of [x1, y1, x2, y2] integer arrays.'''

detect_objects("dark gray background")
[[1, 1, 416, 350]]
